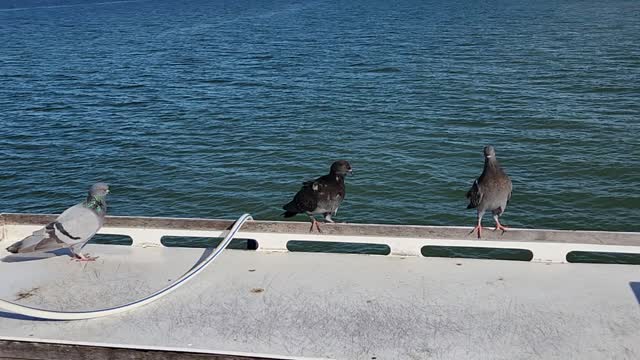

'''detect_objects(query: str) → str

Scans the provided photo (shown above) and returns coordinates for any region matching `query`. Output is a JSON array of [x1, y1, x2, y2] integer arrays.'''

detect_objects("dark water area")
[[1, 0, 639, 244]]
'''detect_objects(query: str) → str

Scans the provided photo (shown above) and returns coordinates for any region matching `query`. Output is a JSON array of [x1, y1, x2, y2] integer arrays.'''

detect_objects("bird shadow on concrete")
[[630, 282, 640, 306], [1, 249, 71, 263]]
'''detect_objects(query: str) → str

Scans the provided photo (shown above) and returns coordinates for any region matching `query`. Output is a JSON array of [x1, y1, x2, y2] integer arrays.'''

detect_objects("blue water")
[[1, 0, 639, 234]]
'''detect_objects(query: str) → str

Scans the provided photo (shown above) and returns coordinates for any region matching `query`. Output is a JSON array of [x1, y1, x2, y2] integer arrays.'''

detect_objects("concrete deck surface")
[[0, 244, 639, 359]]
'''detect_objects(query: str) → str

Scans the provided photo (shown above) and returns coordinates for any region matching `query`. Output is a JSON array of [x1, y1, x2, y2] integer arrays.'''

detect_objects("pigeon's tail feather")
[[282, 200, 300, 215], [466, 202, 477, 209], [5, 228, 63, 254], [6, 233, 46, 253], [6, 241, 22, 254], [6, 236, 42, 254], [282, 200, 299, 217], [282, 211, 298, 218]]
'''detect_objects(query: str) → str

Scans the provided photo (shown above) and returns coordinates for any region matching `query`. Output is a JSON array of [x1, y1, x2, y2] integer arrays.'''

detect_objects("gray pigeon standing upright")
[[466, 146, 512, 239], [6, 183, 110, 261], [282, 160, 353, 232]]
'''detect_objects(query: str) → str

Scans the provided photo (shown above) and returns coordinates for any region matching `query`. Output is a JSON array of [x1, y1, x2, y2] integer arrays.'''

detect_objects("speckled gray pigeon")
[[466, 146, 512, 239], [6, 183, 110, 261], [282, 160, 353, 232]]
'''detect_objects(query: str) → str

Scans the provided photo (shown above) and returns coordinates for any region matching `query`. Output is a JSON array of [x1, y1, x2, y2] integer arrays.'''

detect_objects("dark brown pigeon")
[[466, 146, 512, 239], [282, 160, 353, 232]]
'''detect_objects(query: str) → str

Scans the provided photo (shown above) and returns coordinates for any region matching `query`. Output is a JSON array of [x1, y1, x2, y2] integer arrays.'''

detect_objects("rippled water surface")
[[1, 0, 639, 233]]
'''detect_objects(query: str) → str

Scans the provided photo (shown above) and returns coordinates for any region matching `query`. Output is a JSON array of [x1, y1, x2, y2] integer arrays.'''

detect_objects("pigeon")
[[6, 183, 110, 261], [282, 160, 353, 232], [466, 146, 512, 239]]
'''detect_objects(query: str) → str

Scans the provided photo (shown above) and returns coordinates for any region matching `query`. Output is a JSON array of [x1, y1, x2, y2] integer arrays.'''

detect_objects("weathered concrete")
[[2, 212, 640, 245], [2, 213, 640, 264], [0, 339, 283, 360], [0, 244, 638, 359], [0, 213, 639, 359]]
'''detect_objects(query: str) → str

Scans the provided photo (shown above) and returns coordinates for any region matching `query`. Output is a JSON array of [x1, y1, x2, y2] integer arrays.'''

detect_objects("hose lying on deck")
[[0, 213, 253, 320]]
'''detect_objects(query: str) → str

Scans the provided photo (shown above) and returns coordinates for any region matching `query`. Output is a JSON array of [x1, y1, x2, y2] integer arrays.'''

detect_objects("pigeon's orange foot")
[[309, 219, 322, 233], [494, 224, 508, 234], [468, 225, 483, 239], [72, 253, 99, 262]]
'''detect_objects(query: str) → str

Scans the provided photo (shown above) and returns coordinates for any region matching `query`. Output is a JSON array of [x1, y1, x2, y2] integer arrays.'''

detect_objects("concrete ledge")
[[2, 213, 639, 245], [3, 213, 640, 263]]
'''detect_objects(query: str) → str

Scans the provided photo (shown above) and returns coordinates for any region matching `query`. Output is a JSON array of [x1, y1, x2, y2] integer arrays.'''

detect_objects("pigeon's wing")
[[54, 203, 102, 246], [283, 179, 320, 213], [466, 179, 483, 209], [292, 181, 320, 213]]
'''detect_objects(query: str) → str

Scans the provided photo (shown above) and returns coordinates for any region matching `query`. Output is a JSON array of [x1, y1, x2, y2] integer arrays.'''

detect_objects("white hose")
[[0, 213, 253, 320]]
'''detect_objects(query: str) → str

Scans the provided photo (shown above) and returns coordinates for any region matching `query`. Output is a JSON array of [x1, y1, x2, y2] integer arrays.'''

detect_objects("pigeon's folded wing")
[[466, 179, 483, 209], [55, 203, 102, 246]]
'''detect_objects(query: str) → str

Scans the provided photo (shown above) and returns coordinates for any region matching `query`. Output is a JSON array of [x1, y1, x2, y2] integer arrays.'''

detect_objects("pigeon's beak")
[[348, 169, 353, 176]]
